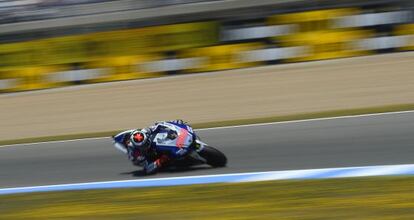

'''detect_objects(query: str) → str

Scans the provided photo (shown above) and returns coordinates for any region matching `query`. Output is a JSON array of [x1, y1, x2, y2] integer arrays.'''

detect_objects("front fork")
[[189, 139, 208, 163], [194, 139, 207, 152]]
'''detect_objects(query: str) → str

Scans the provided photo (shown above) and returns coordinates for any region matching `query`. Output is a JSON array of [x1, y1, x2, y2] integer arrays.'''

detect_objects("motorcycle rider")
[[125, 119, 192, 174]]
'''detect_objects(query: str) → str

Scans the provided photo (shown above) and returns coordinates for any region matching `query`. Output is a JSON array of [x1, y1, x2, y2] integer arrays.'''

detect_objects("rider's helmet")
[[130, 130, 148, 149]]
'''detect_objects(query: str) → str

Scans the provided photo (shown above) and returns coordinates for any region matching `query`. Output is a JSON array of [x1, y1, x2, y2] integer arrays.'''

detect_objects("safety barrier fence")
[[0, 5, 414, 92]]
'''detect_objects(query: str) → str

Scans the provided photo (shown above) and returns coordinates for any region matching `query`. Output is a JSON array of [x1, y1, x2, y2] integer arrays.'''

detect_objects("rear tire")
[[199, 146, 227, 167]]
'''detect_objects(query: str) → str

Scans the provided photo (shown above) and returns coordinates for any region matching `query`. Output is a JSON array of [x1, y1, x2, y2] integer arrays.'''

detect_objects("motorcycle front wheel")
[[198, 146, 227, 167]]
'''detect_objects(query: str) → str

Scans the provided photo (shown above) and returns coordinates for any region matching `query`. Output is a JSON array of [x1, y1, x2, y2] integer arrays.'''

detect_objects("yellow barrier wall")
[[87, 54, 166, 82], [269, 8, 373, 61], [0, 7, 412, 93], [180, 43, 263, 72], [0, 21, 218, 70], [394, 24, 414, 51]]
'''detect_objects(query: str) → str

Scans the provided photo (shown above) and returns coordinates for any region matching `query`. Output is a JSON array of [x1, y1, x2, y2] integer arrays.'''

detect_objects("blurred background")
[[1, 2, 414, 219], [0, 0, 414, 93]]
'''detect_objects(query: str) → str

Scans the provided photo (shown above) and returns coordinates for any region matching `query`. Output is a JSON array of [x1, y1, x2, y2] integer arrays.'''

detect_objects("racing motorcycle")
[[112, 122, 227, 171]]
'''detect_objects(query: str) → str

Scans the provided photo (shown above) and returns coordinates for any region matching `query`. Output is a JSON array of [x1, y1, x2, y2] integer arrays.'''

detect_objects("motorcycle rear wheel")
[[199, 146, 227, 167]]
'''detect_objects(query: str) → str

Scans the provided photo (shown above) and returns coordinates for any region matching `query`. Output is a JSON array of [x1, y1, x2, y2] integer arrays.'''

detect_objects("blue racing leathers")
[[126, 120, 191, 174]]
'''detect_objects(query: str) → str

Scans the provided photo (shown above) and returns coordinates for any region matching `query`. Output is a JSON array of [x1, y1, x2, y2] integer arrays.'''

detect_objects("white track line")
[[1, 109, 413, 148], [197, 110, 414, 131], [1, 163, 414, 195]]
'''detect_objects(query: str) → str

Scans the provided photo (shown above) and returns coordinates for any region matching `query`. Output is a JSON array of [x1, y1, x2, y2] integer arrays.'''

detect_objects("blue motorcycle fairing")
[[113, 129, 135, 144], [150, 122, 195, 158], [112, 123, 196, 157], [165, 122, 195, 137]]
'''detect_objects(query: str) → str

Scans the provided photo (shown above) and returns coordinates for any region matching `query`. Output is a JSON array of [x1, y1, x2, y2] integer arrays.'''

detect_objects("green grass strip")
[[1, 176, 414, 219], [1, 103, 413, 146]]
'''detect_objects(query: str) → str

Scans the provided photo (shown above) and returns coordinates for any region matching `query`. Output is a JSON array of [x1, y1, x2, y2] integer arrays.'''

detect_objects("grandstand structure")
[[0, 0, 221, 25]]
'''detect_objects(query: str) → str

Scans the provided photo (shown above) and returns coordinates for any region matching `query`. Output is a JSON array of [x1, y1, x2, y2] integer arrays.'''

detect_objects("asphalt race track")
[[0, 111, 413, 188]]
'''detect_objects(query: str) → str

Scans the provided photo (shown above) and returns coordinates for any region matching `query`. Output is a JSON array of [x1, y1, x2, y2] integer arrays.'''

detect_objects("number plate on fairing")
[[153, 126, 193, 149]]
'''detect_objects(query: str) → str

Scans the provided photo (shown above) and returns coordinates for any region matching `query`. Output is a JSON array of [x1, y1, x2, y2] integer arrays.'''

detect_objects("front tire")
[[199, 146, 227, 167]]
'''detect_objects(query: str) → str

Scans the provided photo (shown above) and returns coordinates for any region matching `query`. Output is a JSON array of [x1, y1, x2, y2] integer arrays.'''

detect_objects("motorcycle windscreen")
[[113, 129, 134, 144]]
